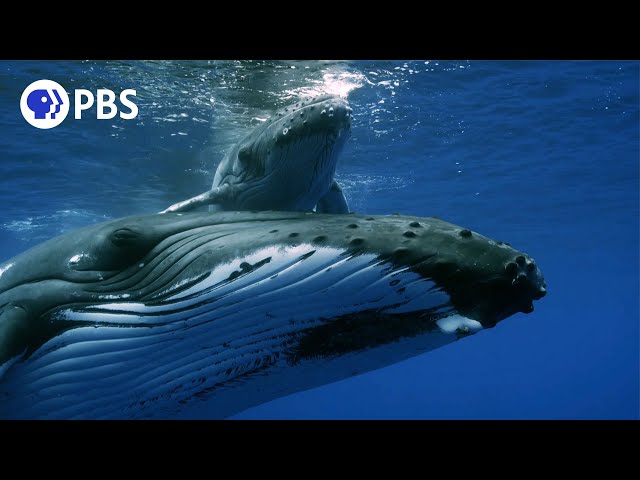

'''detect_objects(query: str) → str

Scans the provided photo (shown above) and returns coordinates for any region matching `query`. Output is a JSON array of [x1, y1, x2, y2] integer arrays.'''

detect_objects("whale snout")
[[309, 96, 352, 131], [504, 254, 547, 301], [270, 95, 352, 143], [495, 254, 547, 321]]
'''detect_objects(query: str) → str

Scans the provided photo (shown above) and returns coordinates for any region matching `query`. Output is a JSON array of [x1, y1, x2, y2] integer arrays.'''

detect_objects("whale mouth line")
[[258, 121, 348, 156]]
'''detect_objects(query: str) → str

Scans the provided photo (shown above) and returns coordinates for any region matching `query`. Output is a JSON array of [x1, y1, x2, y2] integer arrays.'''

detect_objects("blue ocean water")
[[0, 60, 637, 419]]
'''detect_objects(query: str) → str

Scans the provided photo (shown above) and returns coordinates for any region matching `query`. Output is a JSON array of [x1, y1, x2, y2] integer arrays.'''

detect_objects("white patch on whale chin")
[[0, 262, 14, 278], [436, 315, 483, 334]]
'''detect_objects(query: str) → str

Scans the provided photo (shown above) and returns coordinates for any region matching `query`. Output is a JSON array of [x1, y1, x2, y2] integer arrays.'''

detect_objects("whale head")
[[0, 211, 546, 419], [216, 95, 352, 211]]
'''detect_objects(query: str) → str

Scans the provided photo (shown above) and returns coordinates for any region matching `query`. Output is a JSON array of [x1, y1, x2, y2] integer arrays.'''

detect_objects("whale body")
[[0, 211, 546, 419]]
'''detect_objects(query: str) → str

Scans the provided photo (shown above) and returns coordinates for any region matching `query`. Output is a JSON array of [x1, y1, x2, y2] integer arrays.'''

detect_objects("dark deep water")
[[0, 60, 637, 419]]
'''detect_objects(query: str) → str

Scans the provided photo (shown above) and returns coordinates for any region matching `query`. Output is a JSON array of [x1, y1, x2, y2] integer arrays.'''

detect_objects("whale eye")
[[111, 228, 142, 247], [80, 225, 155, 272], [70, 225, 157, 273], [238, 145, 252, 163]]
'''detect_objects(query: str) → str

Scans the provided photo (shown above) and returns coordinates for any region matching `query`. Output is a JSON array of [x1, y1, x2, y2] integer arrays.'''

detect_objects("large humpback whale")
[[0, 211, 546, 419], [162, 95, 352, 214]]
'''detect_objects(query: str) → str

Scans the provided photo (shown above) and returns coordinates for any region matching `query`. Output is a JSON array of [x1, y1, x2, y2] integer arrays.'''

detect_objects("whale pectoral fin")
[[316, 181, 350, 214], [160, 186, 228, 213], [0, 305, 29, 373], [160, 190, 219, 213]]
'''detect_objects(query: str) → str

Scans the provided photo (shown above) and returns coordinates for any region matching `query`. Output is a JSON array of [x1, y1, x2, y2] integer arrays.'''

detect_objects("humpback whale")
[[0, 211, 546, 419], [162, 95, 352, 214]]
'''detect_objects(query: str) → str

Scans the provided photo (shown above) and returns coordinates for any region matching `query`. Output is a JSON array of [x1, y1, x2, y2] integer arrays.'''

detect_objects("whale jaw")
[[0, 244, 465, 419]]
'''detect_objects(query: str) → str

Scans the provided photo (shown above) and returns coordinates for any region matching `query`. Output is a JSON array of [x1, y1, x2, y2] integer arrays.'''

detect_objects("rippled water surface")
[[0, 60, 637, 418]]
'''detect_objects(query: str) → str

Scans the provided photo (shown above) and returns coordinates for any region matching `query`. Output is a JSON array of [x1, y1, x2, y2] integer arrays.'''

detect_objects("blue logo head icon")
[[20, 79, 70, 129], [26, 89, 64, 120]]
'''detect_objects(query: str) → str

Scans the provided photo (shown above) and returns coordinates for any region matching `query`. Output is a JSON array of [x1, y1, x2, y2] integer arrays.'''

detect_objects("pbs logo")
[[20, 80, 70, 129], [20, 79, 138, 130]]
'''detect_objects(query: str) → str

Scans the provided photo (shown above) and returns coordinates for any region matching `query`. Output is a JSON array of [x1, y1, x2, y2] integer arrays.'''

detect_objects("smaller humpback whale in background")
[[0, 211, 546, 419], [162, 95, 353, 215]]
